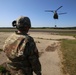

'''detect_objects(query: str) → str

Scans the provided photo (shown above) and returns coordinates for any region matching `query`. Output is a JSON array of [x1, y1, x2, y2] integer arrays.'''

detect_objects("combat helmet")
[[12, 16, 31, 30]]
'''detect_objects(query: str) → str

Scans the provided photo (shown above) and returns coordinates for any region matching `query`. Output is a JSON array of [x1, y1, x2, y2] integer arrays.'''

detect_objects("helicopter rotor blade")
[[58, 12, 67, 15], [56, 6, 63, 11], [45, 10, 54, 12]]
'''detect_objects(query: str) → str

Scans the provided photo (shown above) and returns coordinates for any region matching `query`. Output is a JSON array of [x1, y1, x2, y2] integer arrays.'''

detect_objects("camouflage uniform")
[[1, 32, 41, 75]]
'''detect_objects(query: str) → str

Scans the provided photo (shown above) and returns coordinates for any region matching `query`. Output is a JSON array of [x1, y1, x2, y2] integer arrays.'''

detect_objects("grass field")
[[60, 39, 76, 75]]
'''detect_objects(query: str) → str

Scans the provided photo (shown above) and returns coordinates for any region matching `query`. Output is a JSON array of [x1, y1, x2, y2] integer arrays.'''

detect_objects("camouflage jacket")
[[3, 32, 41, 75]]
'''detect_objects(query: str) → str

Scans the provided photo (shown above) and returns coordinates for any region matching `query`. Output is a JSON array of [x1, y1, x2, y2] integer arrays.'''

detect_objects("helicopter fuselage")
[[53, 12, 58, 19]]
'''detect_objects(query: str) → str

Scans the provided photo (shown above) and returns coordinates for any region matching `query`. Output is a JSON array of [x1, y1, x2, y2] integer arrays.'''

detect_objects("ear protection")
[[12, 20, 16, 27]]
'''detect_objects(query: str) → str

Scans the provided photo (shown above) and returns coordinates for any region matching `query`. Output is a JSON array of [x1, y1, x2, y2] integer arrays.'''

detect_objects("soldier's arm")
[[27, 37, 42, 75]]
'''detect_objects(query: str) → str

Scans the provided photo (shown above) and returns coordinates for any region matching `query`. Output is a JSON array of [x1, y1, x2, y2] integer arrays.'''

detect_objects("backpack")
[[3, 36, 28, 61]]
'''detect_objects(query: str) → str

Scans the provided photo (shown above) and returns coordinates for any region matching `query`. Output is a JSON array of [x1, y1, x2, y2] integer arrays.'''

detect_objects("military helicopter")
[[45, 6, 67, 19]]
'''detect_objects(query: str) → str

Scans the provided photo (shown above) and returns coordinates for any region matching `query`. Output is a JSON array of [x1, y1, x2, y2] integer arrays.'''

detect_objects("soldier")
[[0, 16, 42, 75]]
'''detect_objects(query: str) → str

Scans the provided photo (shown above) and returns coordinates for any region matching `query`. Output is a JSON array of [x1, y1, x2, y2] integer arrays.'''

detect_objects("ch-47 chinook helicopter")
[[45, 6, 67, 19]]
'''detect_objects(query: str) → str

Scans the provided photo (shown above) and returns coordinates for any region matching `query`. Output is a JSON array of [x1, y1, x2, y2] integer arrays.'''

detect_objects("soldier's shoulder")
[[5, 33, 19, 42], [27, 35, 34, 42], [4, 33, 25, 45]]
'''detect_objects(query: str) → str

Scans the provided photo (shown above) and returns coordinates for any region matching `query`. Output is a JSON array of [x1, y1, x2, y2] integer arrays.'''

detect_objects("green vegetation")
[[31, 27, 76, 29], [60, 39, 76, 75], [58, 32, 76, 37]]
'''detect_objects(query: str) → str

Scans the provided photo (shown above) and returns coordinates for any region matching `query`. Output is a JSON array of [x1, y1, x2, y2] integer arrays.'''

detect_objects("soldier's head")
[[12, 16, 31, 33]]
